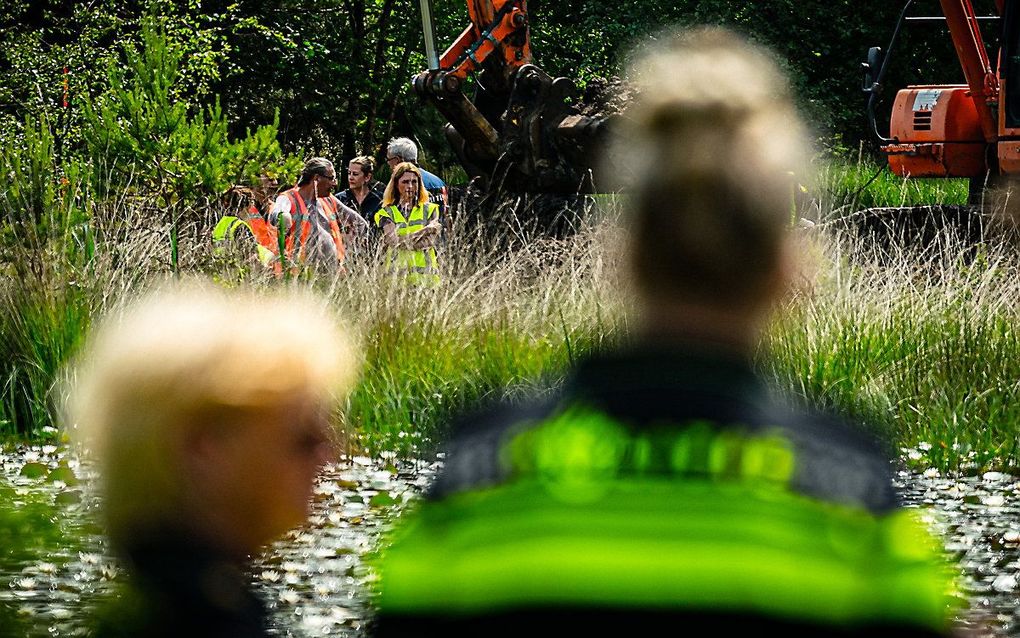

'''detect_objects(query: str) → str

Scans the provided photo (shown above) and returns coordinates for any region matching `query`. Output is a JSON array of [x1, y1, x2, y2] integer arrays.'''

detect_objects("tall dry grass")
[[766, 219, 1020, 473], [2, 195, 629, 455], [4, 163, 1020, 472]]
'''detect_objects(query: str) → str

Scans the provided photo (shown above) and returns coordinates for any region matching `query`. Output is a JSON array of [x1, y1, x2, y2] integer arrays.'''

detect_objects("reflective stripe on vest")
[[374, 406, 956, 631], [374, 203, 440, 285]]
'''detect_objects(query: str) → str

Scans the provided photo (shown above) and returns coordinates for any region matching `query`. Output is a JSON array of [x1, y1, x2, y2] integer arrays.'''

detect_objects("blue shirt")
[[418, 168, 447, 216]]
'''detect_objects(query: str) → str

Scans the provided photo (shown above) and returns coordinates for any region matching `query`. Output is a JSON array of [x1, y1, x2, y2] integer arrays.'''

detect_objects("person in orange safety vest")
[[265, 158, 368, 272]]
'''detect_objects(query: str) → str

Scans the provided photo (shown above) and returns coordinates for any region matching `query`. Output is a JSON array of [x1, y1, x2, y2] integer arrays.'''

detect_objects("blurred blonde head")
[[65, 282, 358, 548], [615, 27, 811, 311]]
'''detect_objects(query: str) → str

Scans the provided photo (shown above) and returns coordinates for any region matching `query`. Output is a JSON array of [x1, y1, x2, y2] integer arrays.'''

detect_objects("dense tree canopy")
[[0, 0, 1002, 181]]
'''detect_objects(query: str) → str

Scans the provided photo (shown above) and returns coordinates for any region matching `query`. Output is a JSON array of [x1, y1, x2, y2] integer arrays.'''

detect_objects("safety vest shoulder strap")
[[320, 194, 341, 217], [386, 205, 408, 224], [425, 202, 440, 222], [286, 188, 309, 219], [320, 196, 345, 260], [212, 215, 247, 242]]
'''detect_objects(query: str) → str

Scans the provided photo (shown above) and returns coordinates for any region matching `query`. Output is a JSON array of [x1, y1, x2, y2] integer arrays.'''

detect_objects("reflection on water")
[[256, 455, 439, 637], [0, 444, 438, 637], [895, 467, 1020, 637], [2, 443, 1018, 636]]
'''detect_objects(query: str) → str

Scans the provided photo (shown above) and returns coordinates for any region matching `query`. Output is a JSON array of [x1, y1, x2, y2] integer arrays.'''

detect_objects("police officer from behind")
[[371, 27, 955, 638]]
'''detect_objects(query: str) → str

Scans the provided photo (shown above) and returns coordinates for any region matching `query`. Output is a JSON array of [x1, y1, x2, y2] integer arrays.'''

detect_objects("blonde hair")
[[383, 162, 429, 208], [616, 27, 810, 308], [64, 281, 358, 543]]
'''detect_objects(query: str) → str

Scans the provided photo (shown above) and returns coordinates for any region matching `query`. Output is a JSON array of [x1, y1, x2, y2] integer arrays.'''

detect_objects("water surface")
[[2, 444, 1016, 636]]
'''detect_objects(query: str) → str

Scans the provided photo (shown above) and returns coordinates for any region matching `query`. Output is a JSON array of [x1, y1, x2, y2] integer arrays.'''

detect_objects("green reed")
[[4, 154, 1020, 472]]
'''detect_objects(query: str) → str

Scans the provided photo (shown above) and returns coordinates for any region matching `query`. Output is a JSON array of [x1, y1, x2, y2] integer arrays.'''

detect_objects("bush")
[[81, 18, 300, 216]]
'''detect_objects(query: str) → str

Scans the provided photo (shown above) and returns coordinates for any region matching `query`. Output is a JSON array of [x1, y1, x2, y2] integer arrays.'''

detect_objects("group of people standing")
[[214, 137, 448, 284], [72, 27, 959, 638]]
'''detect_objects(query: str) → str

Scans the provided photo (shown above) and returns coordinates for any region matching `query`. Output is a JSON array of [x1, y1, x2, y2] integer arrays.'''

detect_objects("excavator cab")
[[865, 0, 1016, 182]]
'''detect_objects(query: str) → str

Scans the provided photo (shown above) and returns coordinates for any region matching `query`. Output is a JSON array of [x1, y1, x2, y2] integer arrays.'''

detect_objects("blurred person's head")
[[613, 27, 811, 349], [297, 157, 338, 197], [66, 282, 358, 557], [383, 162, 428, 208], [386, 137, 419, 169], [348, 156, 375, 189]]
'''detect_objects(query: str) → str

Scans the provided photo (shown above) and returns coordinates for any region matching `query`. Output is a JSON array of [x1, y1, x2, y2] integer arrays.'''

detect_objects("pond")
[[1, 443, 1017, 636]]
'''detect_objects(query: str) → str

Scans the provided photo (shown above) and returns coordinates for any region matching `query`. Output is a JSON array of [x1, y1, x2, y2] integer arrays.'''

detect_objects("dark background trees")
[[0, 0, 1002, 183]]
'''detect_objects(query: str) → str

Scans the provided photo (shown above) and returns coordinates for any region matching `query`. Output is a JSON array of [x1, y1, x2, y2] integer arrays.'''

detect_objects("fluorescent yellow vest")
[[374, 203, 441, 286], [211, 215, 274, 266]]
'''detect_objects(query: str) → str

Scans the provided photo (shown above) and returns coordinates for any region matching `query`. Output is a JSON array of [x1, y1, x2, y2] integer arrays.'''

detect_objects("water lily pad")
[[369, 491, 396, 507], [19, 462, 47, 479], [983, 494, 1006, 507], [983, 472, 1012, 482], [48, 607, 73, 620], [54, 490, 82, 506]]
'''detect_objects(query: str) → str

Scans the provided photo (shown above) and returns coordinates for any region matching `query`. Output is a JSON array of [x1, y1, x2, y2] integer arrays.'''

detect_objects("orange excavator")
[[411, 0, 613, 194], [864, 0, 1018, 199]]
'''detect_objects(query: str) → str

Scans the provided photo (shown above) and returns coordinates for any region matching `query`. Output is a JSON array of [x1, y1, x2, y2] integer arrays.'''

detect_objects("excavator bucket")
[[412, 0, 620, 198]]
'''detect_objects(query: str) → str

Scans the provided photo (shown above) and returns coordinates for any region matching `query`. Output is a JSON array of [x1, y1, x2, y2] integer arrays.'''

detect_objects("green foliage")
[[764, 231, 1020, 474], [815, 157, 969, 216], [196, 0, 466, 179], [0, 281, 94, 437], [0, 0, 993, 171], [81, 19, 300, 211], [0, 11, 301, 436], [0, 0, 231, 157]]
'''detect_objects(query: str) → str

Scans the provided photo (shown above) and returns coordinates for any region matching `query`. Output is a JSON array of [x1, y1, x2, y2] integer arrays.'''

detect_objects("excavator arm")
[[411, 0, 611, 194]]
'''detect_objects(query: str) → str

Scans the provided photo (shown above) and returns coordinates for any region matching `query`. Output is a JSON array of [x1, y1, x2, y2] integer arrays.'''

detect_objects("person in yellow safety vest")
[[212, 206, 277, 267], [267, 158, 368, 273], [374, 162, 441, 286]]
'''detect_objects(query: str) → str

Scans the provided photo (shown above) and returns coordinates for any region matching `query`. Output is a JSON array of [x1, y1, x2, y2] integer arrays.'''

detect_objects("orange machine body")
[[885, 85, 987, 177]]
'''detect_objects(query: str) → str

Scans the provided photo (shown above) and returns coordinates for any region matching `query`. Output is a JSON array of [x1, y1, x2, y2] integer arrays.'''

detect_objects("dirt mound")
[[577, 75, 634, 119]]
